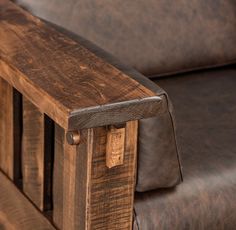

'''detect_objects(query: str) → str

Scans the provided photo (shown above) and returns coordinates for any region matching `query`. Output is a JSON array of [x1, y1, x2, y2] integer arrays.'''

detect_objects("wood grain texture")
[[22, 98, 54, 211], [62, 131, 86, 230], [0, 0, 161, 130], [0, 78, 22, 183], [106, 125, 125, 168], [0, 78, 14, 179], [53, 124, 64, 229], [87, 121, 138, 229], [61, 121, 138, 230], [0, 170, 56, 230]]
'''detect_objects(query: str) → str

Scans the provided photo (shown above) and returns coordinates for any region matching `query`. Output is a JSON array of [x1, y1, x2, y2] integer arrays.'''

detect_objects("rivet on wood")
[[66, 131, 80, 145]]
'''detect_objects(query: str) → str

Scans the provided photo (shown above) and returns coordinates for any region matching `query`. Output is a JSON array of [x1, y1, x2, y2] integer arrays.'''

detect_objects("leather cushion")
[[134, 66, 236, 229], [17, 0, 236, 77]]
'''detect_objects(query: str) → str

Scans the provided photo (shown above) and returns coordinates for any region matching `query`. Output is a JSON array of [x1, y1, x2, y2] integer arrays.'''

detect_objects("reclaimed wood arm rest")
[[0, 0, 161, 132], [0, 1, 163, 229]]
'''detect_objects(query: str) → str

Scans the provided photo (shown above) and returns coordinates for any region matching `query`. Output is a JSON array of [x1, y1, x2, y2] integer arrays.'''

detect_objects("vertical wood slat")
[[53, 124, 65, 229], [53, 120, 137, 229], [0, 78, 22, 184], [62, 129, 88, 230], [22, 97, 54, 211]]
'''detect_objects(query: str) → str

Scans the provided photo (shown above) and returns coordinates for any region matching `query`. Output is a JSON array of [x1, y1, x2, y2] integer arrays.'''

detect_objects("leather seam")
[[147, 60, 236, 79], [133, 208, 140, 230], [159, 93, 183, 181]]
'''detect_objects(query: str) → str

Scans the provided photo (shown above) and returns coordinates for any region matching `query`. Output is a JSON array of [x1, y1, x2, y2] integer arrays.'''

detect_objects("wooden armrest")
[[0, 0, 161, 130], [0, 1, 160, 229]]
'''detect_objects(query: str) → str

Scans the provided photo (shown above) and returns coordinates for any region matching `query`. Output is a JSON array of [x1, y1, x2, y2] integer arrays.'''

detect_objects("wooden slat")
[[0, 0, 161, 130], [0, 170, 56, 230], [0, 78, 22, 183], [62, 138, 82, 230], [60, 121, 137, 230], [53, 124, 65, 229], [22, 98, 54, 211], [0, 78, 14, 179]]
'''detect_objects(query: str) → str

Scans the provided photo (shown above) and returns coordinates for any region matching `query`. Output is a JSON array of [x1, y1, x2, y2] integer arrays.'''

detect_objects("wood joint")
[[106, 124, 126, 168], [66, 131, 80, 145]]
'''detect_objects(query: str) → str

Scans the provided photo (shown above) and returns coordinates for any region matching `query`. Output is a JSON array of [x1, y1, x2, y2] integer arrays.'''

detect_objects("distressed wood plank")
[[62, 133, 86, 230], [0, 78, 22, 183], [0, 171, 56, 230], [22, 98, 54, 210], [52, 124, 64, 229], [0, 78, 14, 179], [0, 0, 161, 130], [62, 121, 137, 230]]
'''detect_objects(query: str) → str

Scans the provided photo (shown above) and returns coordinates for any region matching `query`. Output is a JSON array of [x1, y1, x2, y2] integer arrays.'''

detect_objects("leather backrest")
[[16, 0, 236, 77]]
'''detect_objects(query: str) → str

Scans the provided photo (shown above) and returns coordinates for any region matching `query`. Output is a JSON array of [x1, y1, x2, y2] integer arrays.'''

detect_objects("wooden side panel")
[[22, 98, 54, 211], [0, 78, 22, 183], [61, 121, 138, 230], [0, 171, 55, 230]]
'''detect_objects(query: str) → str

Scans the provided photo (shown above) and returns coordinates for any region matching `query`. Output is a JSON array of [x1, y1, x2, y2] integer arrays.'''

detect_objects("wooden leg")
[[0, 78, 22, 183], [53, 121, 137, 230], [22, 97, 54, 211]]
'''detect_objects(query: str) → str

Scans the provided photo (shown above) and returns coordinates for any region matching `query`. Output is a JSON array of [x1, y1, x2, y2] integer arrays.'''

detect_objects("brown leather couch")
[[15, 0, 236, 229]]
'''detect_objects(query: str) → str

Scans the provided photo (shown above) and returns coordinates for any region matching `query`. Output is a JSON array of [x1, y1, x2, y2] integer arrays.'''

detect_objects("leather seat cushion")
[[134, 66, 236, 229], [16, 0, 236, 77]]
